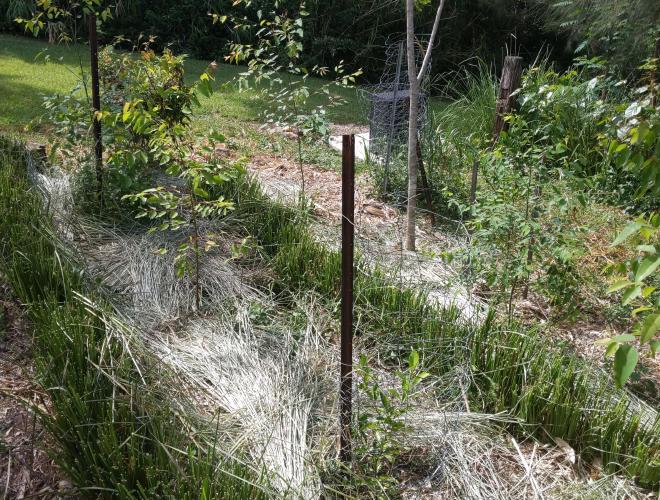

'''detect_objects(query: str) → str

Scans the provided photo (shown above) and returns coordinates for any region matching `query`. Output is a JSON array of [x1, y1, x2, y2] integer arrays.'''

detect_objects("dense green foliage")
[[535, 0, 659, 77], [1, 0, 566, 82]]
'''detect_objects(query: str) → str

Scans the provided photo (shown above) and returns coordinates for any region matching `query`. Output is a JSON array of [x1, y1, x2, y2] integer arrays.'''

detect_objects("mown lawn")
[[0, 34, 365, 134]]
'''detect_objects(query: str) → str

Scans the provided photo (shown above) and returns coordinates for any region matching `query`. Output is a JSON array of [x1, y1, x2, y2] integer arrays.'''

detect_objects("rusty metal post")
[[88, 12, 103, 209], [340, 134, 355, 462]]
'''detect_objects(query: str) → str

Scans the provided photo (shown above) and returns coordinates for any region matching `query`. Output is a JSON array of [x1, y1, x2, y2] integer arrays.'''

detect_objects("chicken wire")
[[360, 36, 433, 193]]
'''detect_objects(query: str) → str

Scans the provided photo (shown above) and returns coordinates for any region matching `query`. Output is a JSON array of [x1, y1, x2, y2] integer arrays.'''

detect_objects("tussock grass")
[[147, 305, 337, 497], [0, 136, 272, 498], [14, 140, 340, 496], [71, 219, 261, 328], [219, 171, 660, 489], [434, 61, 498, 143]]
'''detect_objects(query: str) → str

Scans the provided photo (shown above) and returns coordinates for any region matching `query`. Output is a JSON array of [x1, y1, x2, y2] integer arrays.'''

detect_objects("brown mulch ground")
[[0, 282, 72, 499]]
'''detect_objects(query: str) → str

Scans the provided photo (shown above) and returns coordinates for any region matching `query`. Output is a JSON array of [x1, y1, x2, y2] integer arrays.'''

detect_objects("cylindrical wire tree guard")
[[360, 36, 433, 194]]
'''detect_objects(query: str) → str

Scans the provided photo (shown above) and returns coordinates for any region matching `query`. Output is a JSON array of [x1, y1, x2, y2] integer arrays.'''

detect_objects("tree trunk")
[[405, 0, 419, 251], [88, 13, 103, 210], [404, 0, 445, 250]]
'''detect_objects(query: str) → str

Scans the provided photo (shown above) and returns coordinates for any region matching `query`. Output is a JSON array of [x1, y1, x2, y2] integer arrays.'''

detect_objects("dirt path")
[[0, 282, 70, 499], [247, 153, 483, 320], [246, 146, 659, 401]]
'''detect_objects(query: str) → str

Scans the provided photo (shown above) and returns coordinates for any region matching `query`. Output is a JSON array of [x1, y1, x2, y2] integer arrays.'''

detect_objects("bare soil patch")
[[0, 282, 71, 499]]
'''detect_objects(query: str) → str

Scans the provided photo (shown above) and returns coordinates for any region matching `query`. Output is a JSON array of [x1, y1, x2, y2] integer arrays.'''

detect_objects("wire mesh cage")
[[361, 37, 433, 193]]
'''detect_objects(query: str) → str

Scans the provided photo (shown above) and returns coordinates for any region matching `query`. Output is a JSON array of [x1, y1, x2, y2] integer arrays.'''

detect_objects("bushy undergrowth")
[[219, 171, 660, 489], [0, 136, 270, 498], [394, 56, 660, 326]]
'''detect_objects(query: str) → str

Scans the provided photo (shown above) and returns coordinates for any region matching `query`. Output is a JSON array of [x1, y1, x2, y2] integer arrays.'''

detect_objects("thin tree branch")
[[416, 0, 446, 83]]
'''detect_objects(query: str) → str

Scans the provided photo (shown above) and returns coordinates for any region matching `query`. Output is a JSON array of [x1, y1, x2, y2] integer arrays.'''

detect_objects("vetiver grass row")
[[0, 136, 271, 499], [220, 172, 660, 488]]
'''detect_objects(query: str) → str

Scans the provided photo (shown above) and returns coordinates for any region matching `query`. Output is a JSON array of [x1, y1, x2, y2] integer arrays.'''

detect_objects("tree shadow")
[[0, 33, 365, 129]]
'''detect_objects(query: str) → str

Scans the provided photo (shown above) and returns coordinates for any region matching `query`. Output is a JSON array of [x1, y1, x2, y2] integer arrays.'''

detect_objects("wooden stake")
[[469, 55, 522, 209], [493, 55, 523, 142]]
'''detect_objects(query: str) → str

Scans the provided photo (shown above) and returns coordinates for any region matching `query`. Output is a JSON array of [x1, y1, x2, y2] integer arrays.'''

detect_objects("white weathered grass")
[[404, 409, 650, 500], [74, 221, 260, 328], [31, 165, 651, 499], [145, 305, 337, 498]]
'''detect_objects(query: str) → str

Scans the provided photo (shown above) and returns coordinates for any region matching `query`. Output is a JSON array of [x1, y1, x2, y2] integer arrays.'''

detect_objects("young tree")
[[404, 0, 445, 251], [18, 0, 117, 208]]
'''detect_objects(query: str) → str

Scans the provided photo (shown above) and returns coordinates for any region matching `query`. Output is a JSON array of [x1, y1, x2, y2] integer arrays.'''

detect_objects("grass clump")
[[0, 135, 271, 498], [220, 171, 660, 489]]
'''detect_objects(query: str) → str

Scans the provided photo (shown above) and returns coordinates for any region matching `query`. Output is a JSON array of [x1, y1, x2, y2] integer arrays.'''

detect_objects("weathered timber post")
[[340, 134, 355, 462], [471, 55, 523, 209], [88, 12, 103, 209], [493, 55, 523, 142]]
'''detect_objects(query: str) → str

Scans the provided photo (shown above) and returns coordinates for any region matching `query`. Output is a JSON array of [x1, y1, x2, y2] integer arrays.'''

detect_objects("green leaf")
[[612, 222, 642, 246], [193, 186, 210, 199], [622, 285, 642, 305], [379, 391, 391, 412], [639, 314, 660, 344], [611, 334, 636, 343], [408, 350, 419, 370], [613, 344, 638, 388], [632, 305, 653, 315], [607, 280, 633, 293], [634, 256, 660, 282], [636, 244, 657, 255], [605, 341, 619, 357], [650, 340, 660, 357]]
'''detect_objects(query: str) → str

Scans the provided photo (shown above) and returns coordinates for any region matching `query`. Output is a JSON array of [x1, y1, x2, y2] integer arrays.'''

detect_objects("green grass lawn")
[[0, 34, 448, 172], [0, 34, 365, 134]]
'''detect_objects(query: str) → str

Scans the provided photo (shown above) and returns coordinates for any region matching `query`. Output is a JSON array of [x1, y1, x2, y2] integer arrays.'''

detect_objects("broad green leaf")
[[639, 314, 660, 344], [622, 285, 642, 305], [634, 256, 660, 282], [612, 222, 642, 246], [611, 334, 636, 343], [408, 350, 419, 370], [605, 341, 619, 357], [636, 245, 657, 254], [607, 280, 633, 293], [632, 305, 653, 315], [194, 186, 210, 199], [613, 344, 638, 387]]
